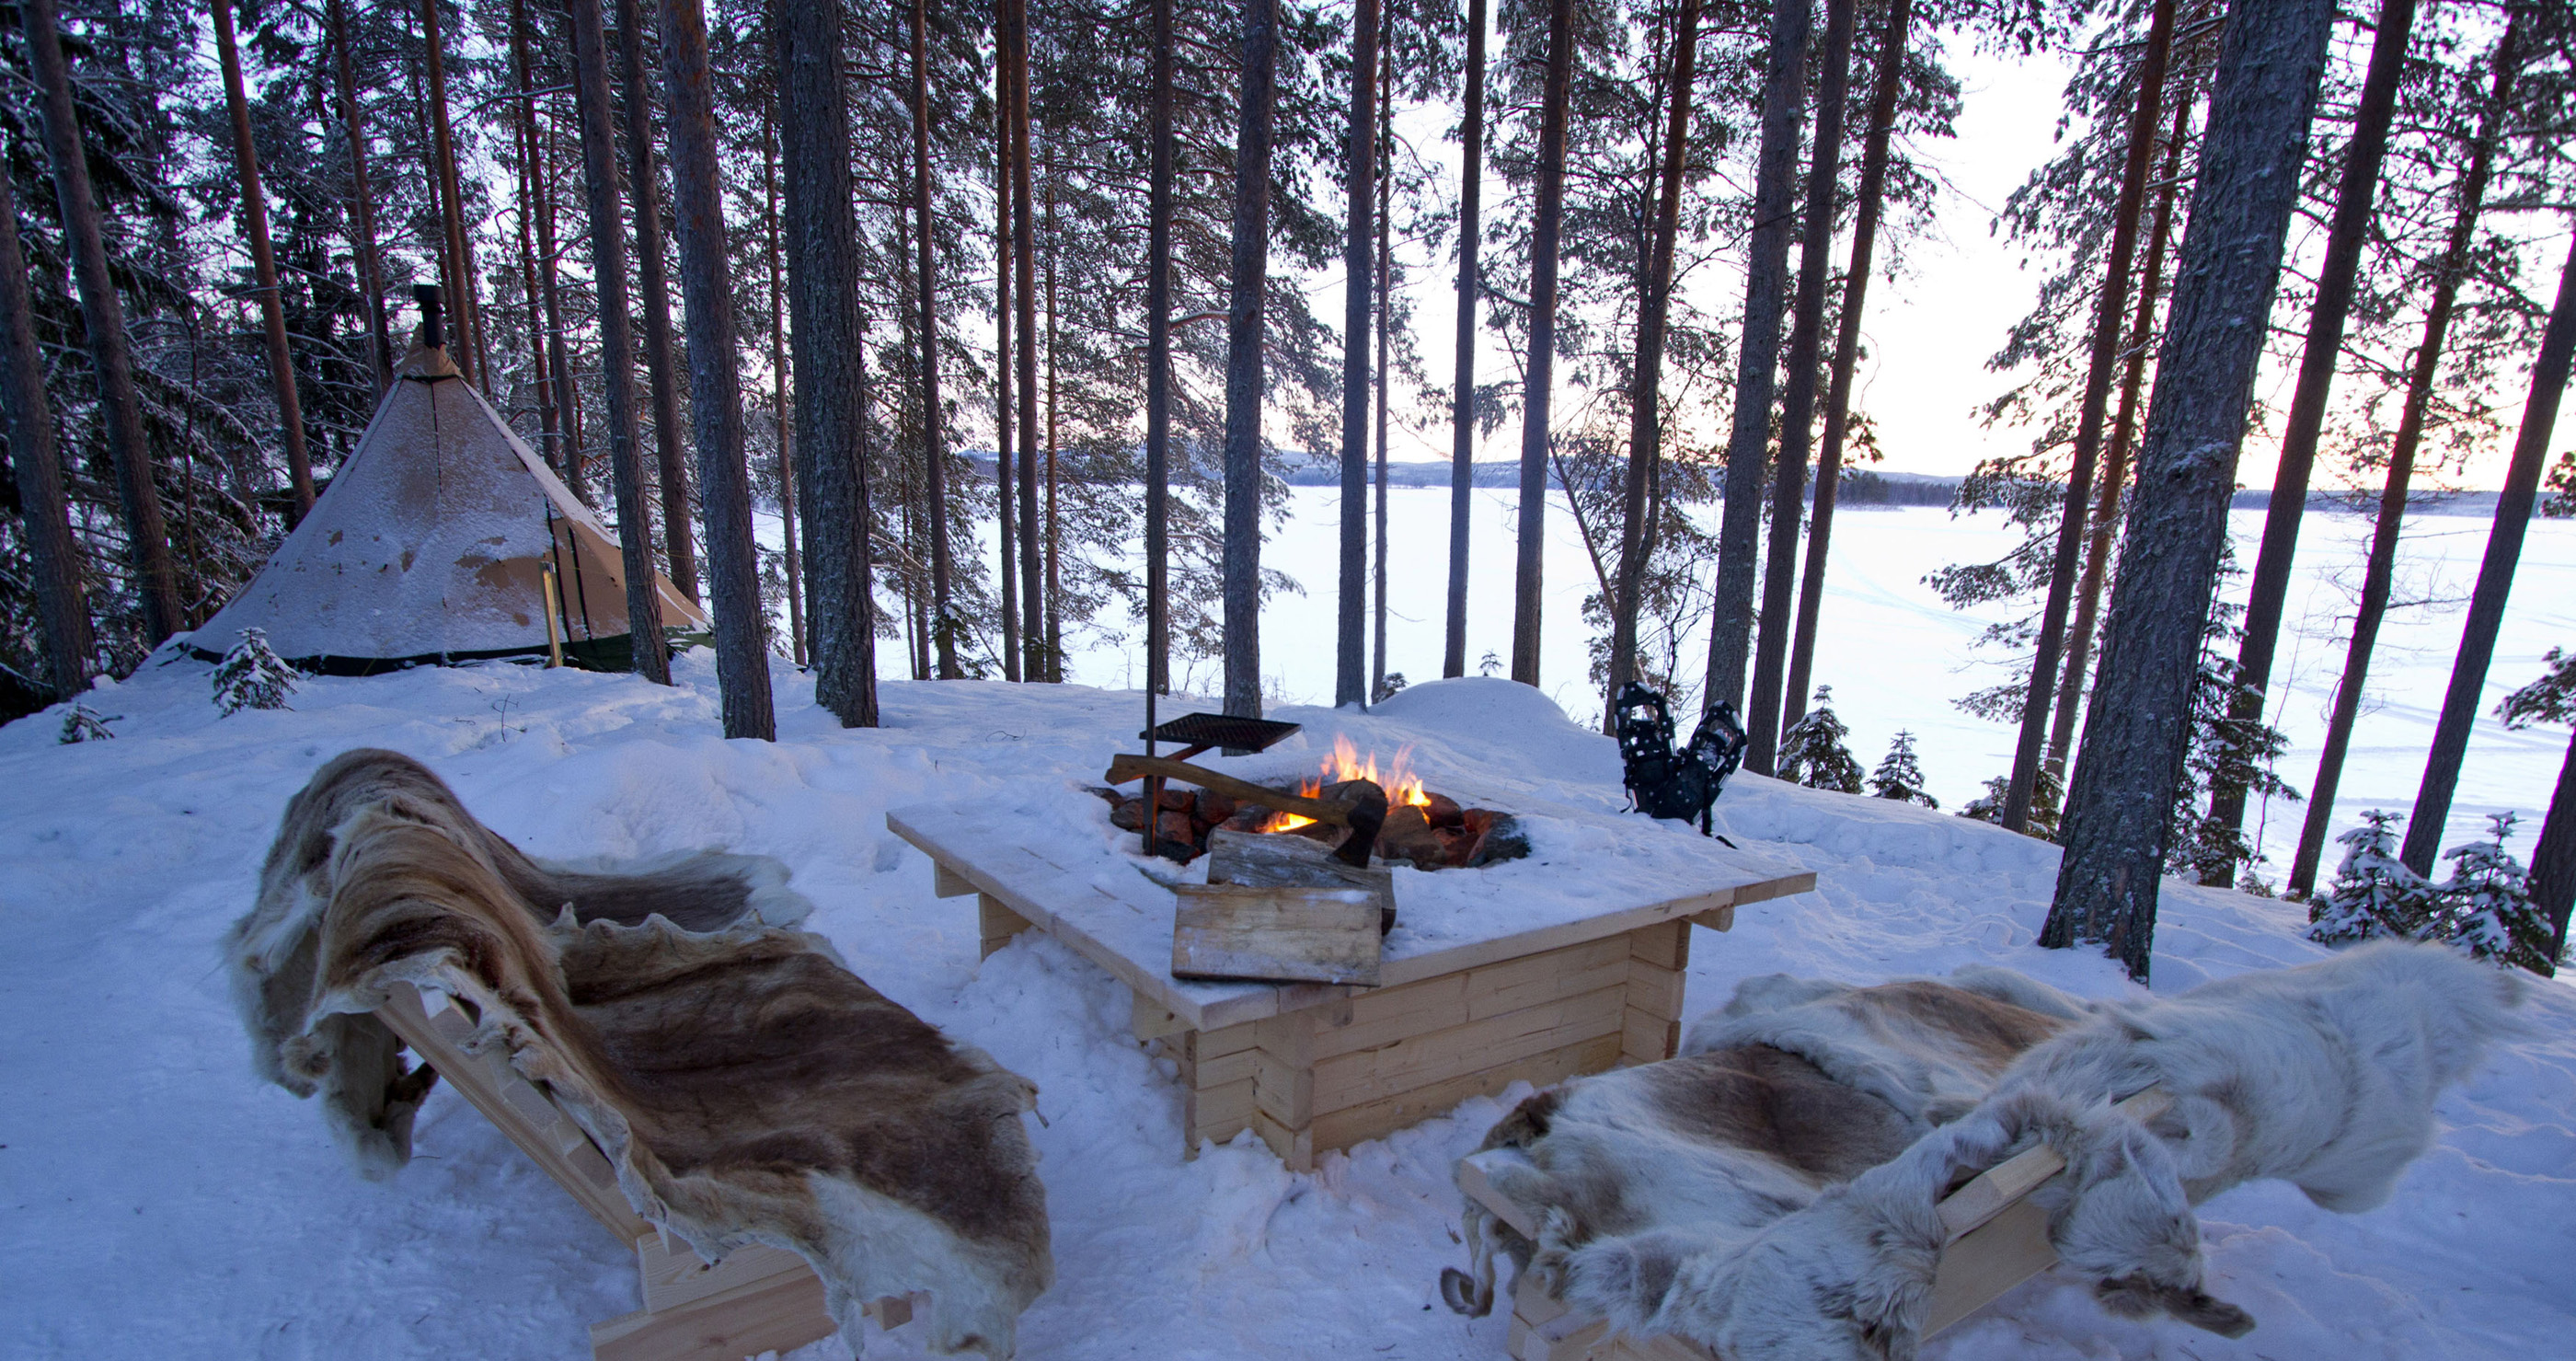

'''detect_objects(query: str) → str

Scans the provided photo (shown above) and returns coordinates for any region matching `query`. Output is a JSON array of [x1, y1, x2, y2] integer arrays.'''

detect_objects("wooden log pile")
[[1098, 783, 1527, 871]]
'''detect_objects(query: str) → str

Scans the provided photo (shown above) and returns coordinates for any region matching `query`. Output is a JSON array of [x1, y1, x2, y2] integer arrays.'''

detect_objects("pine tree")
[[1869, 731, 1937, 809], [2308, 811, 2436, 945], [212, 629, 298, 716], [2431, 813, 2553, 973], [58, 704, 117, 744], [1962, 767, 2060, 837], [1776, 686, 1863, 794]]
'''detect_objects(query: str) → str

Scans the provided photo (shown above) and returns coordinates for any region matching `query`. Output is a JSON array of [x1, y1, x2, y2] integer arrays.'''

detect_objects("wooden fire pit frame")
[[887, 802, 1815, 1171]]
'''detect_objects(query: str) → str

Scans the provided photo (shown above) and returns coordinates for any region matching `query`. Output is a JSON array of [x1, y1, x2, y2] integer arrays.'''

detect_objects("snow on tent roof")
[[190, 344, 707, 674]]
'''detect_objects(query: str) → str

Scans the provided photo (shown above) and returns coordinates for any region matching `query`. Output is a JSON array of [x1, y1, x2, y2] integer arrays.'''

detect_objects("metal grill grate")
[[1142, 712, 1303, 753]]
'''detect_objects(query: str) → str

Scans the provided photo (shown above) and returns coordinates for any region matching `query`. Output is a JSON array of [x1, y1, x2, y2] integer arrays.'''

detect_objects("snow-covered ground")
[[3, 660, 2569, 1359]]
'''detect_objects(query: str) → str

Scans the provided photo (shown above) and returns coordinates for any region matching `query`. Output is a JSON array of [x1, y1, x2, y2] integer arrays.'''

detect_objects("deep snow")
[[2, 658, 2570, 1360]]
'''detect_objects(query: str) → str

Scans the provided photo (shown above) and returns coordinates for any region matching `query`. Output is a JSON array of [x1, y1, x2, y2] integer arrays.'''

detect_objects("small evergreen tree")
[[1869, 730, 1938, 808], [2309, 810, 2437, 944], [59, 704, 118, 744], [1962, 765, 2060, 837], [212, 629, 299, 716], [1777, 686, 1864, 794], [2431, 813, 2555, 972]]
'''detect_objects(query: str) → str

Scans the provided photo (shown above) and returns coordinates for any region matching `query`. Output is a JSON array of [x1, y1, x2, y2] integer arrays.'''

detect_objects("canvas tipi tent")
[[190, 338, 704, 674]]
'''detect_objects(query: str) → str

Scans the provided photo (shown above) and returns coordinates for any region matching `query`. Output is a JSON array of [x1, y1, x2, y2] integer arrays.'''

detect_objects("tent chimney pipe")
[[414, 283, 445, 351]]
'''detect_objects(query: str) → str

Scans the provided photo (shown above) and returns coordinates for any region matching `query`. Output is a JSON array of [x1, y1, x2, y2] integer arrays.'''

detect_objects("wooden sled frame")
[[374, 982, 920, 1361], [1457, 1088, 2175, 1360]]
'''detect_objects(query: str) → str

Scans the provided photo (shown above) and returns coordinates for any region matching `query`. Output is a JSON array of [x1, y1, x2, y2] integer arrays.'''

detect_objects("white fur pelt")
[[1540, 942, 2524, 1359]]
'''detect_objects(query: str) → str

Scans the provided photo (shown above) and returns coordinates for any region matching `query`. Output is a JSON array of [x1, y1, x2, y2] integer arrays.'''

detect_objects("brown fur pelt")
[[227, 749, 1053, 1357]]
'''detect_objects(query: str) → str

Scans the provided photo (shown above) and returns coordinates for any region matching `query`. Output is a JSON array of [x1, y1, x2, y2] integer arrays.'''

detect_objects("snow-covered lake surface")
[[3, 664, 2569, 1359], [839, 488, 2573, 880]]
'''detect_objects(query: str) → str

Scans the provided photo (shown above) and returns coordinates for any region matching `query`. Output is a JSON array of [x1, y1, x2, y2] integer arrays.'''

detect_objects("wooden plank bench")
[[373, 982, 918, 1361], [1457, 1088, 2176, 1359], [890, 802, 1814, 1171]]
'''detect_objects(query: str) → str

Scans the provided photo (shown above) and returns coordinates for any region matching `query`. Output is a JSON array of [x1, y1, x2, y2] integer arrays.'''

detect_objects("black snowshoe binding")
[[1614, 682, 1748, 835]]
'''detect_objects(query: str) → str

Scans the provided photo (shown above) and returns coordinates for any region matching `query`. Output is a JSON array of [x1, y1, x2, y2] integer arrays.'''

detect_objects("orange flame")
[[1263, 736, 1432, 831]]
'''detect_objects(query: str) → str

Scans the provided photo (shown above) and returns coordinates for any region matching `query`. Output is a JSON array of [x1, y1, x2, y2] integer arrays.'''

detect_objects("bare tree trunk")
[[1443, 0, 1486, 680], [1146, 0, 1174, 695], [563, 0, 670, 684], [617, 0, 698, 602], [2402, 232, 2576, 875], [1607, 0, 1701, 716], [1337, 0, 1381, 708], [1045, 179, 1062, 683], [326, 0, 394, 394], [533, 93, 582, 490], [1223, 0, 1278, 719], [420, 0, 481, 389], [1706, 0, 1811, 718], [1510, 0, 1576, 686], [2053, 93, 2191, 782], [213, 0, 315, 523], [1010, 0, 1042, 682], [1999, 0, 2175, 829], [912, 0, 959, 678], [762, 112, 803, 666], [656, 0, 775, 739], [994, 15, 1021, 683], [1372, 40, 1391, 703], [509, 73, 560, 469], [1746, 0, 1856, 772], [21, 0, 179, 644], [2532, 731, 2576, 975], [1781, 0, 1911, 725], [0, 156, 92, 695], [2201, 0, 2419, 880], [2286, 29, 2521, 898], [779, 0, 879, 726], [2046, 0, 2335, 982]]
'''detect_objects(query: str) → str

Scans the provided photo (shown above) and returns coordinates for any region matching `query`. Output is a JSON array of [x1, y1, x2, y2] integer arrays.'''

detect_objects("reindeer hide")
[[227, 749, 1052, 1357]]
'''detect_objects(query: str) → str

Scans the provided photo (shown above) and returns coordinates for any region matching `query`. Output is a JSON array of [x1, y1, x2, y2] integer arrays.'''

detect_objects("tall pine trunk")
[[912, 0, 959, 678], [515, 4, 581, 495], [2001, 0, 2174, 831], [1145, 0, 1175, 694], [994, 17, 1021, 683], [2053, 93, 2191, 782], [22, 0, 180, 643], [420, 0, 482, 388], [656, 0, 775, 739], [1746, 0, 1856, 771], [1372, 42, 1391, 702], [1607, 0, 1701, 714], [1706, 0, 1811, 718], [1781, 0, 1913, 724], [325, 0, 394, 394], [2287, 27, 2521, 897], [2046, 0, 2335, 982], [562, 0, 670, 684], [617, 0, 699, 602], [778, 0, 879, 727], [1045, 179, 1062, 683], [213, 0, 315, 523], [508, 63, 560, 470], [2202, 0, 2418, 881], [0, 156, 93, 695], [1223, 0, 1278, 719], [2532, 732, 2576, 974], [1010, 0, 1043, 682], [1510, 0, 1576, 686], [2401, 234, 2576, 875], [1337, 0, 1381, 707], [1442, 0, 1486, 679], [762, 115, 803, 665]]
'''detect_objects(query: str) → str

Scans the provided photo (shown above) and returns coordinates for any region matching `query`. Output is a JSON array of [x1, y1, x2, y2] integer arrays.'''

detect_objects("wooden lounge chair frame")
[[1456, 1087, 2175, 1360], [373, 982, 919, 1361]]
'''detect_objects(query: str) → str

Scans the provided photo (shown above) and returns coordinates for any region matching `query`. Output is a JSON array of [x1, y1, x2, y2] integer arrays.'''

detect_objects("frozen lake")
[[766, 485, 2574, 882]]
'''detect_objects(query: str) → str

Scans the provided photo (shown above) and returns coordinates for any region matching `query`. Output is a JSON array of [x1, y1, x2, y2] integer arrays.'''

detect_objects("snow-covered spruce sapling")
[[1777, 686, 1864, 794], [59, 704, 119, 744], [2309, 810, 2437, 945], [2430, 813, 2556, 973], [212, 629, 299, 716], [1961, 766, 2061, 837], [1869, 730, 1938, 808]]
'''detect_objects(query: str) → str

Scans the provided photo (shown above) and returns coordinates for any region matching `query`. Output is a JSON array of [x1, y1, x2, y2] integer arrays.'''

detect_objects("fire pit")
[[1098, 737, 1531, 871]]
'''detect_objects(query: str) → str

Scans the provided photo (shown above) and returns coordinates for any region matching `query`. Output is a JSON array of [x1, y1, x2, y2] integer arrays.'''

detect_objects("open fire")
[[1100, 737, 1526, 871]]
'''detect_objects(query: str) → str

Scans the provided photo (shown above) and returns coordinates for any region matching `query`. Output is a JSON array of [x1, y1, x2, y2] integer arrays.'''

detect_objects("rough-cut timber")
[[2046, 0, 2336, 981]]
